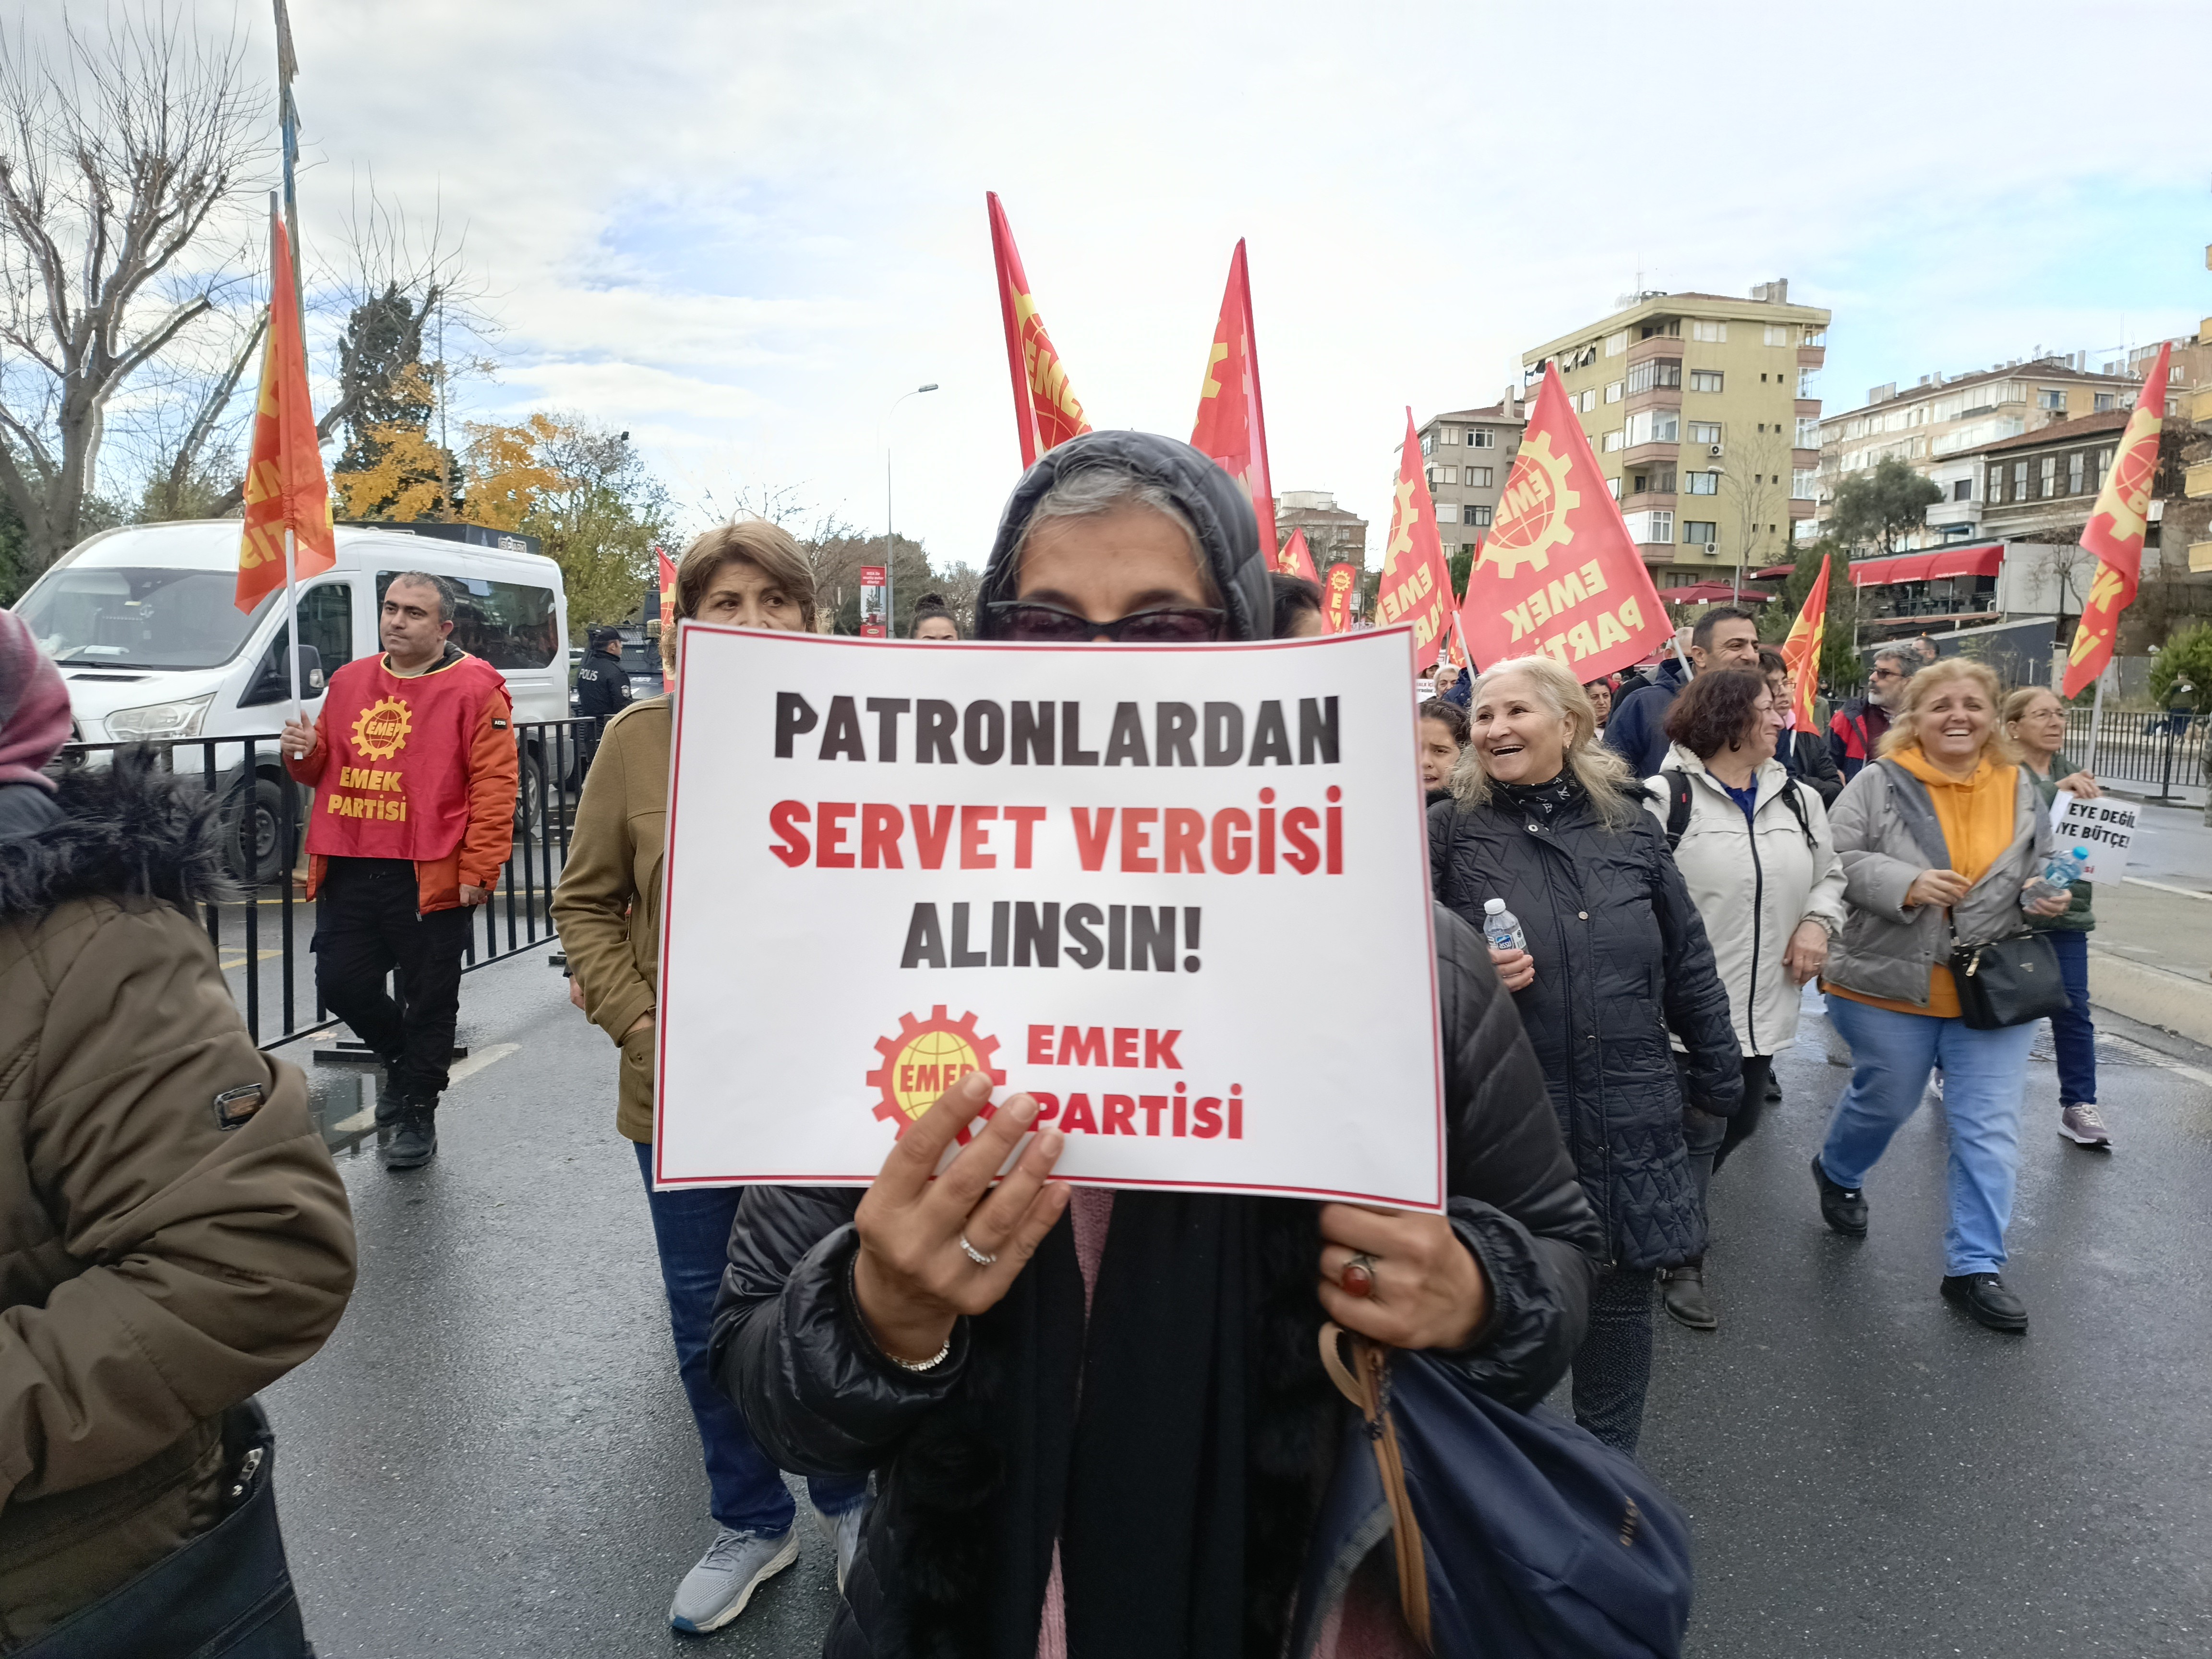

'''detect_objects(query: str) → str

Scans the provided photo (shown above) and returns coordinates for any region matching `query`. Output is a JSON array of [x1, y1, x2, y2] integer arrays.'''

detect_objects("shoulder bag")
[[1949, 929, 2068, 1030], [1309, 1324, 1694, 1658]]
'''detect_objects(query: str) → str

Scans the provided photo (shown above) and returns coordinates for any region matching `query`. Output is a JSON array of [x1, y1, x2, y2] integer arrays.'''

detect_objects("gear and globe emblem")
[[866, 1007, 1006, 1133], [350, 695, 414, 761], [1476, 432, 1580, 581]]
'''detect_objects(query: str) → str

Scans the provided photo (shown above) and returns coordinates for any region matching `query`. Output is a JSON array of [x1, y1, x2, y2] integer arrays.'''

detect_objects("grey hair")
[[383, 571, 458, 625], [1016, 462, 1211, 592], [1870, 647, 1911, 673], [1447, 654, 1639, 829]]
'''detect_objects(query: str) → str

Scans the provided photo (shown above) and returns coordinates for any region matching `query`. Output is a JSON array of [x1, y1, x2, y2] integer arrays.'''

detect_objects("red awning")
[[1750, 564, 1797, 580], [1926, 543, 2004, 580], [1657, 581, 1762, 601], [1849, 553, 1935, 587]]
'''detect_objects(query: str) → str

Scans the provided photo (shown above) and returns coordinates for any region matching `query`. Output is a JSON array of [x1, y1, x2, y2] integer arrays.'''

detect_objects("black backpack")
[[1661, 768, 1815, 854]]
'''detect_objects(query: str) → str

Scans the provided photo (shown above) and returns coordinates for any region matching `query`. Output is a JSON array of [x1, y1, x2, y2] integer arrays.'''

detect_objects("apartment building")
[[1414, 394, 1526, 562], [1275, 490, 1369, 573], [1520, 279, 1830, 585], [1819, 355, 2140, 547]]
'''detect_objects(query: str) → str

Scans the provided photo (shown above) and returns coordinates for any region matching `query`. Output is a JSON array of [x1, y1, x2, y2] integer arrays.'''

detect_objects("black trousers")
[[314, 857, 471, 1102]]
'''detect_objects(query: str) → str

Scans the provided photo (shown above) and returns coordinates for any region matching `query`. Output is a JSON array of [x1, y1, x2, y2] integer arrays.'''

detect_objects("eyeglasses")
[[989, 600, 1225, 644], [1868, 668, 1904, 682]]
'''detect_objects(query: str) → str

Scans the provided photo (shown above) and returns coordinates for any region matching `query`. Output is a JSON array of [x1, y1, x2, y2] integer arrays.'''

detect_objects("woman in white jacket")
[[1644, 666, 1847, 1331]]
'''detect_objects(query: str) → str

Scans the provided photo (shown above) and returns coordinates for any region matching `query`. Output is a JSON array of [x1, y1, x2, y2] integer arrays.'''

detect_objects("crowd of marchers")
[[0, 426, 2113, 1657]]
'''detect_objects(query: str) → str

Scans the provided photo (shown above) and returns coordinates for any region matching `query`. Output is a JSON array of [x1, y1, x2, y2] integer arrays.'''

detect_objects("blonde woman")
[[1815, 659, 2068, 1334], [553, 522, 870, 1632], [2002, 686, 2107, 1148], [1428, 655, 1741, 1455]]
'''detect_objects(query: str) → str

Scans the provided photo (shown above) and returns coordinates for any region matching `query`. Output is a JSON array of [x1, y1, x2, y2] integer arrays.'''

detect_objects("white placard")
[[654, 624, 1446, 1209], [2049, 791, 2137, 883]]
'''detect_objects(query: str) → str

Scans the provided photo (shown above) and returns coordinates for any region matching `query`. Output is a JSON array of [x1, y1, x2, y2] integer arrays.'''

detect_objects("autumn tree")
[[1756, 535, 1864, 690]]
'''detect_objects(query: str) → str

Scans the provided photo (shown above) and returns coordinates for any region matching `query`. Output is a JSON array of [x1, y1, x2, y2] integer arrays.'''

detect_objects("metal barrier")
[[2062, 707, 2209, 801], [53, 718, 604, 1051]]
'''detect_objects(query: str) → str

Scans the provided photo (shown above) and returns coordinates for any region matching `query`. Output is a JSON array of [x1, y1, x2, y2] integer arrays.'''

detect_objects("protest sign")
[[655, 624, 1446, 1209], [2049, 791, 2137, 882], [858, 565, 888, 637]]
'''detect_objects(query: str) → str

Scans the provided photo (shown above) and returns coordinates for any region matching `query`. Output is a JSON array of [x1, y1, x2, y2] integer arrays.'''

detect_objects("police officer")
[[577, 626, 635, 721]]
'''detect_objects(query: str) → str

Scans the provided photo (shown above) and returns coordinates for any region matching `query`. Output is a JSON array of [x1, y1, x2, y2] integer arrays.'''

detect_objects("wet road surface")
[[266, 957, 2212, 1657]]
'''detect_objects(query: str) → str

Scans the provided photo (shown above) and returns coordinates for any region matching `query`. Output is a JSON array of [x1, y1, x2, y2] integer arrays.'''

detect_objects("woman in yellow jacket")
[[551, 522, 868, 1634]]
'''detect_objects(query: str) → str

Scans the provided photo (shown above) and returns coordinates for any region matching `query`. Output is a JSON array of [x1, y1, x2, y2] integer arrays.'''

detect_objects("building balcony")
[[1622, 441, 1681, 468], [1797, 345, 1826, 370], [2192, 386, 2212, 425], [1626, 335, 1679, 367], [1927, 499, 1983, 526], [2188, 461, 2212, 500], [1620, 491, 1678, 513], [1794, 398, 1821, 419], [1788, 499, 1816, 519], [2192, 540, 2212, 573], [1791, 448, 1820, 471]]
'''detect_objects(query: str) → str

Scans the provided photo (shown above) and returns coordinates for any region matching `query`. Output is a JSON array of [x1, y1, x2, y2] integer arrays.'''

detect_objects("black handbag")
[[19, 1399, 311, 1659], [1949, 930, 2069, 1031]]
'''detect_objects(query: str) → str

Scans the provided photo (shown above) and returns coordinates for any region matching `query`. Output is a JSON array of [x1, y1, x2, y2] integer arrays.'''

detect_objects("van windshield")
[[17, 568, 266, 670]]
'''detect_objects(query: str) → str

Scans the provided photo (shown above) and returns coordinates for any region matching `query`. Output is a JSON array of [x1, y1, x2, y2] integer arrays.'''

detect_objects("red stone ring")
[[1340, 1252, 1380, 1298]]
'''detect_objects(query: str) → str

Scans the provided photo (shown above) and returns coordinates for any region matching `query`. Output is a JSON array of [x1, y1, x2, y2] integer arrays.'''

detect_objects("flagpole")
[[2084, 661, 2110, 779]]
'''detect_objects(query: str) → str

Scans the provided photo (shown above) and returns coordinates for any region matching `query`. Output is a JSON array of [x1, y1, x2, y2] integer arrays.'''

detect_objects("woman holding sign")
[[553, 522, 872, 1635], [710, 432, 1602, 1659], [2002, 686, 2108, 1149], [1428, 656, 1743, 1455]]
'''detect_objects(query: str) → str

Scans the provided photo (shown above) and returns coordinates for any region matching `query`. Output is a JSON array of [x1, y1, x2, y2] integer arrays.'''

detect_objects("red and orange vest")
[[306, 650, 509, 863]]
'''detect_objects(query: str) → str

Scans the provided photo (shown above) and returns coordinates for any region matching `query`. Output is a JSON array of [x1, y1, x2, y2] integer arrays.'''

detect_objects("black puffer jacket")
[[1429, 780, 1741, 1270], [710, 906, 1599, 1659]]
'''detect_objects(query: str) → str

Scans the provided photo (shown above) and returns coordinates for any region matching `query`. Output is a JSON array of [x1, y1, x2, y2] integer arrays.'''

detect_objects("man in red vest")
[[283, 572, 517, 1169]]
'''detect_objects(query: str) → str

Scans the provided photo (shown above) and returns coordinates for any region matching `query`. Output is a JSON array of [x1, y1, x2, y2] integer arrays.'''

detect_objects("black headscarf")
[[977, 430, 1274, 643], [898, 436, 1330, 1659]]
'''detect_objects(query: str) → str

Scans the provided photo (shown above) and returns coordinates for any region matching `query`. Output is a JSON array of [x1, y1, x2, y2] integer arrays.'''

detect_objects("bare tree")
[[0, 9, 262, 572], [1716, 427, 1791, 598]]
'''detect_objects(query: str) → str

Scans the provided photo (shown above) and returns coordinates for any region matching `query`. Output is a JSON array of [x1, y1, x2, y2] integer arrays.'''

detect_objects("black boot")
[[1811, 1154, 1867, 1237], [1661, 1263, 1718, 1331], [1940, 1272, 2028, 1332], [384, 1099, 438, 1170]]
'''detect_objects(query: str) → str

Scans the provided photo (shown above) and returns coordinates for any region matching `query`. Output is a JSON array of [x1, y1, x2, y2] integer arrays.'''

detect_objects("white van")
[[13, 519, 570, 879]]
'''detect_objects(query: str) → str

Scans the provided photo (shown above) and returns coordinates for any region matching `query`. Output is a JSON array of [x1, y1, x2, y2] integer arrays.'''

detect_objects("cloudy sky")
[[221, 0, 2212, 567]]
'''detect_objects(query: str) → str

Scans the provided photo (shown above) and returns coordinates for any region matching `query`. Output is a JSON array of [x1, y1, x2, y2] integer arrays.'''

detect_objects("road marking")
[[332, 1073, 379, 1133], [446, 1043, 520, 1087], [2098, 1030, 2212, 1090], [219, 948, 289, 968], [326, 1044, 521, 1136], [2122, 876, 2212, 902]]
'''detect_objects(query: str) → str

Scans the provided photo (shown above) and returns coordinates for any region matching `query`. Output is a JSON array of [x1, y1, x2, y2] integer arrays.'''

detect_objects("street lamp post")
[[885, 384, 939, 635]]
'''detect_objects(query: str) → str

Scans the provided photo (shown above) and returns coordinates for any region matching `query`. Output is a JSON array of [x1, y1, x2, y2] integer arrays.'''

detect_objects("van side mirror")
[[242, 643, 329, 708], [295, 645, 325, 695]]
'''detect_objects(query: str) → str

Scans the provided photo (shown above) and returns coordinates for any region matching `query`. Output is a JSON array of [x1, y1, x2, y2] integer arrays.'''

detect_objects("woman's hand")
[[852, 1070, 1070, 1366], [1904, 868, 1972, 910], [1318, 1204, 1489, 1351], [2022, 878, 2070, 918], [1489, 946, 1536, 991], [2054, 770, 2102, 799], [1784, 918, 1830, 985]]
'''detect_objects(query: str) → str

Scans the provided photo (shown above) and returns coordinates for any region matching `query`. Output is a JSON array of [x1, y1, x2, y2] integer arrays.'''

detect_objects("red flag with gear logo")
[[1779, 551, 1830, 729], [2063, 343, 2169, 697], [234, 211, 335, 612], [988, 192, 1091, 469], [1190, 240, 1278, 564], [1277, 528, 1320, 583], [1373, 410, 1457, 663], [1455, 362, 1669, 678], [1321, 562, 1358, 634]]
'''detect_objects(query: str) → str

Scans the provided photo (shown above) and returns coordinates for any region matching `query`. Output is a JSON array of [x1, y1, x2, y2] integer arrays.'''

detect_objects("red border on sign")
[[653, 621, 1448, 1212]]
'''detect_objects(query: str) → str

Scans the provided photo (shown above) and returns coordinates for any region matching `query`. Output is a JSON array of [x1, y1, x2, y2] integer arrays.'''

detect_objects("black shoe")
[[1811, 1154, 1867, 1237], [1661, 1265, 1718, 1331], [1764, 1073, 1783, 1104], [1941, 1272, 2028, 1332], [383, 1103, 437, 1170]]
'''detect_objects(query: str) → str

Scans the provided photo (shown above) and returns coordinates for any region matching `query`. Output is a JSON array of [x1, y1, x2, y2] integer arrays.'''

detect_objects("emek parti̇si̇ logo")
[[349, 694, 413, 762], [867, 1006, 1006, 1133]]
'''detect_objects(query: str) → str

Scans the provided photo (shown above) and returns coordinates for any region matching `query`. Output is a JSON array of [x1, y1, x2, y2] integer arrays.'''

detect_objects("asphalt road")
[[265, 955, 2212, 1659]]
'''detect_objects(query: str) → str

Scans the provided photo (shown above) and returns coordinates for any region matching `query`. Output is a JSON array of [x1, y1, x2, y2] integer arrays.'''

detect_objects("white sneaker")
[[668, 1525, 798, 1634], [817, 1501, 868, 1593]]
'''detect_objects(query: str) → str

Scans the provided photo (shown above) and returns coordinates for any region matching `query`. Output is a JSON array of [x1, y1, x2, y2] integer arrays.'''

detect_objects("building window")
[[1793, 470, 1819, 500], [1603, 430, 1624, 452], [1470, 429, 1496, 448], [1798, 369, 1815, 397], [1687, 421, 1722, 445], [2012, 460, 2029, 499], [1578, 389, 1596, 413], [1420, 433, 1433, 456], [2068, 451, 2085, 494], [1795, 416, 1819, 448], [1988, 465, 2005, 502], [1439, 466, 1458, 485], [1625, 359, 1682, 395], [1623, 508, 1673, 544], [1439, 428, 1457, 445], [1624, 409, 1681, 447], [1469, 504, 1493, 528], [1683, 471, 1719, 496], [1629, 466, 1677, 496], [1953, 478, 1973, 501], [1764, 325, 1791, 346], [1605, 329, 1628, 356], [1683, 520, 1719, 546], [2093, 392, 2116, 413], [1691, 320, 1727, 343], [2093, 447, 2111, 488], [2038, 389, 2067, 412], [1468, 466, 1493, 488], [1690, 370, 1724, 393], [2040, 457, 2056, 497], [1605, 380, 1623, 404], [1608, 477, 1622, 500]]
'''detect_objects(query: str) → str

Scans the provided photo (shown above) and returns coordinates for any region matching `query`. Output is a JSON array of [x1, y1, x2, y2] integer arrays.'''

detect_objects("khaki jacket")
[[551, 697, 668, 1142], [0, 757, 357, 1642]]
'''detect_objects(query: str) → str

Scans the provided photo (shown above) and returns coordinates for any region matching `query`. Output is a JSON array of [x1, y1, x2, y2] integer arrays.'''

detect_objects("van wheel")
[[223, 776, 290, 887], [516, 753, 545, 843]]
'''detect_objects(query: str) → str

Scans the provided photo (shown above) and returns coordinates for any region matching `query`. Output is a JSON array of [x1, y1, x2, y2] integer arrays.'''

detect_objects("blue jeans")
[[2045, 928, 2098, 1107], [1819, 996, 2037, 1277], [633, 1142, 868, 1533]]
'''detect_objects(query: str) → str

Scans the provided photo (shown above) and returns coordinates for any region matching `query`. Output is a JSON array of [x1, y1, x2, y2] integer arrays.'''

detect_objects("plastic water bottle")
[[2020, 846, 2089, 909], [1483, 897, 1527, 954]]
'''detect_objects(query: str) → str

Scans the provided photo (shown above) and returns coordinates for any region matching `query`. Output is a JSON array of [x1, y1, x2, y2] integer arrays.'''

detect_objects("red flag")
[[1190, 240, 1277, 562], [235, 210, 334, 611], [2064, 343, 2169, 697], [1277, 527, 1320, 583], [656, 543, 678, 637], [1455, 363, 1670, 678], [987, 192, 1091, 469], [1321, 562, 1358, 634], [1373, 410, 1458, 663], [1779, 552, 1830, 729]]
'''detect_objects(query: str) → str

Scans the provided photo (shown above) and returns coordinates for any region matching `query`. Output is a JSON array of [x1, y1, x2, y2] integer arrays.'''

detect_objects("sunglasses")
[[989, 600, 1224, 644]]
